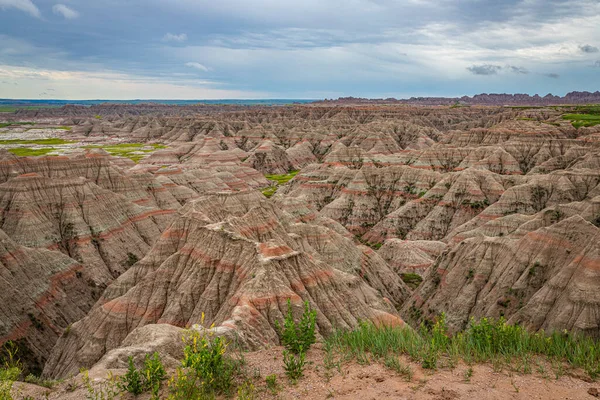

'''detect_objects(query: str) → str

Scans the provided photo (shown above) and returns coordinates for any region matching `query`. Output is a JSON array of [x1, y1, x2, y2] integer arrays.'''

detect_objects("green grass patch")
[[0, 138, 73, 145], [0, 122, 36, 128], [261, 186, 278, 198], [325, 316, 600, 379], [265, 170, 299, 185], [6, 148, 56, 157], [261, 170, 300, 198], [562, 106, 600, 128], [83, 143, 166, 163], [400, 273, 424, 290], [55, 126, 72, 131]]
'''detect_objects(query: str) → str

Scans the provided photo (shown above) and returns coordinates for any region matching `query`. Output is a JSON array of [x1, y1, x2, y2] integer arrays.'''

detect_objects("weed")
[[168, 329, 244, 399], [283, 350, 306, 383], [24, 374, 60, 389], [0, 341, 22, 400], [464, 367, 473, 382], [119, 357, 143, 395], [237, 380, 255, 399], [265, 374, 280, 394], [81, 369, 121, 400], [277, 300, 317, 355], [383, 355, 412, 381]]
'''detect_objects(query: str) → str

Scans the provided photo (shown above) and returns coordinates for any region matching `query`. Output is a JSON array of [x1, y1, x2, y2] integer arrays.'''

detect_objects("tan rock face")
[[0, 230, 97, 374], [403, 216, 600, 336], [44, 191, 407, 378]]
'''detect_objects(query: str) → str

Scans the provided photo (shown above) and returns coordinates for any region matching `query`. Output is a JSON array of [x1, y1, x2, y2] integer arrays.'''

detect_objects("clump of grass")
[[325, 315, 600, 379], [400, 273, 424, 290]]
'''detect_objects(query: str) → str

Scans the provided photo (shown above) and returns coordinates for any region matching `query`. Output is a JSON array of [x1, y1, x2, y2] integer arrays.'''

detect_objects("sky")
[[0, 0, 599, 99]]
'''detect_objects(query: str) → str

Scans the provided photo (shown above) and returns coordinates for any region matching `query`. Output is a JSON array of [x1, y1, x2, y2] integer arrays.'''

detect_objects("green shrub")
[[400, 273, 423, 290], [283, 350, 306, 383], [277, 300, 317, 355], [0, 341, 22, 400], [143, 352, 166, 399], [265, 374, 280, 394], [119, 357, 143, 395], [168, 330, 243, 399]]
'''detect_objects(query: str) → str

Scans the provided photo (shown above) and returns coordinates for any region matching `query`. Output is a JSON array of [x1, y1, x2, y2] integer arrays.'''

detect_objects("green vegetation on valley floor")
[[6, 148, 57, 157], [0, 138, 74, 145], [83, 143, 167, 163], [562, 105, 600, 128], [262, 170, 300, 198]]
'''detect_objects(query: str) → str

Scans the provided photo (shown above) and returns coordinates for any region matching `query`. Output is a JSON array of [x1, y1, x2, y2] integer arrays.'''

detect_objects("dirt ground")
[[12, 346, 600, 399]]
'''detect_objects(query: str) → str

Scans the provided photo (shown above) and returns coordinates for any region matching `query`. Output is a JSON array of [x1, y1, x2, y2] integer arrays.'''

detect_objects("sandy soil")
[[12, 345, 599, 400]]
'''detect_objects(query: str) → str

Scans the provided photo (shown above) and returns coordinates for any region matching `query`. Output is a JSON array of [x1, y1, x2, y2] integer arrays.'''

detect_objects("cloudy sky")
[[0, 0, 599, 99]]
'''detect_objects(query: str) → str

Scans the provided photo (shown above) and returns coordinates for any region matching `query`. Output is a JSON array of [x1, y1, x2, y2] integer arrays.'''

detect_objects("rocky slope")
[[44, 191, 408, 378]]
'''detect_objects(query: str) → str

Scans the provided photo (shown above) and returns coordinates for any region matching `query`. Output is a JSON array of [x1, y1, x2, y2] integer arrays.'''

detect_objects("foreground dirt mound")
[[403, 215, 600, 335], [44, 191, 407, 378], [0, 230, 97, 373]]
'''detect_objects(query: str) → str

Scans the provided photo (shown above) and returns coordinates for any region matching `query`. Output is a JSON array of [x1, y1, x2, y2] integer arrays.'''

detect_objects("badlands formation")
[[1, 101, 600, 397]]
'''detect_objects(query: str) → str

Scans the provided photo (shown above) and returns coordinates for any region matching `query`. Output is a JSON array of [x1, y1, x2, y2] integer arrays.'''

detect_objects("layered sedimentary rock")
[[403, 215, 600, 337], [44, 191, 408, 378], [0, 230, 97, 373]]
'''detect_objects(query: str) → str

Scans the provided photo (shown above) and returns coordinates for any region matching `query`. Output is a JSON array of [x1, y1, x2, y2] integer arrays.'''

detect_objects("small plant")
[[81, 369, 121, 400], [265, 374, 280, 394], [283, 349, 306, 383], [144, 352, 166, 399], [168, 329, 243, 399], [464, 367, 473, 382], [24, 374, 60, 389], [119, 357, 143, 395], [383, 355, 412, 381], [125, 252, 139, 267], [0, 341, 22, 400], [277, 300, 317, 355], [237, 380, 255, 399]]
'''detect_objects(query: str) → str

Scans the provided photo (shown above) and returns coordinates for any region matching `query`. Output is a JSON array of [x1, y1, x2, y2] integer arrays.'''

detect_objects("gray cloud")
[[544, 73, 560, 79], [467, 64, 502, 75], [0, 0, 41, 18], [163, 33, 188, 42], [52, 4, 79, 19], [508, 65, 529, 74], [579, 44, 599, 53], [594, 61, 600, 68]]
